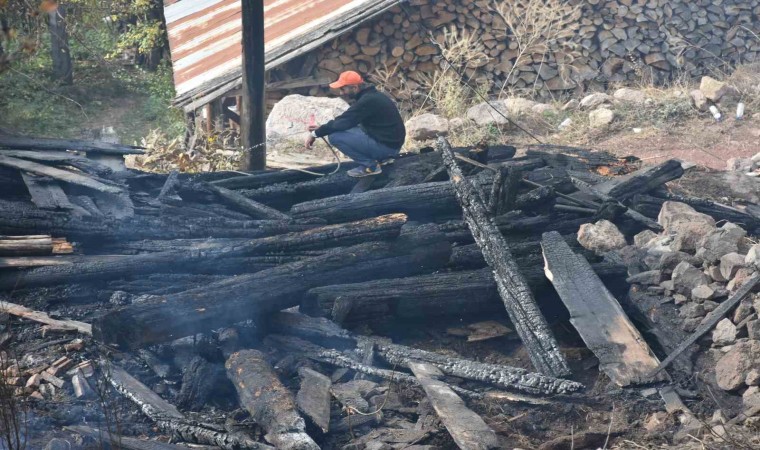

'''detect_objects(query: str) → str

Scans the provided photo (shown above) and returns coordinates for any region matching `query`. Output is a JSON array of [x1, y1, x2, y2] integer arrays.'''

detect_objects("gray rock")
[[448, 117, 467, 131], [721, 252, 747, 280], [690, 89, 709, 112], [674, 294, 689, 305], [580, 92, 613, 109], [613, 88, 647, 104], [743, 386, 760, 410], [466, 100, 510, 126], [691, 284, 716, 301], [658, 201, 716, 252], [728, 268, 757, 292], [712, 319, 737, 346], [707, 265, 727, 282], [267, 95, 349, 151], [532, 103, 558, 115], [577, 220, 627, 255], [680, 303, 706, 319], [697, 223, 747, 263], [747, 369, 760, 386], [715, 340, 760, 390], [405, 113, 449, 140], [703, 300, 719, 312], [562, 99, 579, 111], [681, 317, 702, 332], [634, 230, 659, 248], [658, 251, 700, 273], [627, 270, 663, 286], [660, 280, 675, 291], [748, 320, 760, 340], [672, 261, 711, 295], [699, 76, 740, 103], [734, 300, 755, 324], [588, 108, 616, 128], [504, 98, 538, 116], [746, 244, 760, 269]]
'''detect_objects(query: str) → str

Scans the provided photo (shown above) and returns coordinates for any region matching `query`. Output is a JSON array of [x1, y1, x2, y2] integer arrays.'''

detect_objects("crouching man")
[[305, 71, 406, 177]]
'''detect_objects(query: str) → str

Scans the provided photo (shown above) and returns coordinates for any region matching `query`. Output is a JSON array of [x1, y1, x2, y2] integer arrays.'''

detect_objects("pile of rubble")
[[1, 132, 759, 449]]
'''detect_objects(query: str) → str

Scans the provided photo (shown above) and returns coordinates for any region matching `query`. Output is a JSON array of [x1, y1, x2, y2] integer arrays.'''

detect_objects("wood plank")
[[296, 367, 332, 433], [409, 361, 500, 450], [0, 155, 123, 193], [541, 231, 666, 386], [438, 137, 569, 377], [0, 300, 92, 334], [21, 173, 75, 210], [649, 273, 760, 378], [0, 135, 144, 155]]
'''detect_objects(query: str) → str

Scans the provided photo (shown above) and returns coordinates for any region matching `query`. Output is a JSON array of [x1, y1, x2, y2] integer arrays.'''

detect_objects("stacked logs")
[[273, 0, 760, 99]]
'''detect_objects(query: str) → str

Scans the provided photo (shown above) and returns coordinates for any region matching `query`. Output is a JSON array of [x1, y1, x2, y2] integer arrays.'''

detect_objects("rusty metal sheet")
[[164, 0, 399, 105]]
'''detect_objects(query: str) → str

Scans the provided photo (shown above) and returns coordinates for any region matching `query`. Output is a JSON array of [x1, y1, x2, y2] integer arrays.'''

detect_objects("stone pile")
[[612, 200, 760, 412]]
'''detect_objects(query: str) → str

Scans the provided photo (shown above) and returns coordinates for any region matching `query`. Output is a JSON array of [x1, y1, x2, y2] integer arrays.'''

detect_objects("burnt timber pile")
[[1, 133, 760, 449]]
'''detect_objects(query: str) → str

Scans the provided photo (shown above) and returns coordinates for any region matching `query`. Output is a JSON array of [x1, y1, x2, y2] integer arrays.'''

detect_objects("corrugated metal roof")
[[164, 0, 400, 109]]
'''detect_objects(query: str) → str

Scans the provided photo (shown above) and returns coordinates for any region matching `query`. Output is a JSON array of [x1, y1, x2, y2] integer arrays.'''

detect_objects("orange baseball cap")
[[329, 71, 364, 89]]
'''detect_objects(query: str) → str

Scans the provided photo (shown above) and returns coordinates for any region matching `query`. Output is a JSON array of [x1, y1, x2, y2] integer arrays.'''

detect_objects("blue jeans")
[[328, 127, 400, 168]]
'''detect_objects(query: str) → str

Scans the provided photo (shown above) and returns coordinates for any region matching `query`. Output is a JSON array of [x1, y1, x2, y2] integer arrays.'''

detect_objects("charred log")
[[93, 225, 451, 348], [439, 137, 569, 377], [225, 349, 319, 450]]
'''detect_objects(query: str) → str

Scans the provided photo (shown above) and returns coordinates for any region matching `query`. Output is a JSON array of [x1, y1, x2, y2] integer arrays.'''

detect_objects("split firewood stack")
[[1, 132, 759, 449]]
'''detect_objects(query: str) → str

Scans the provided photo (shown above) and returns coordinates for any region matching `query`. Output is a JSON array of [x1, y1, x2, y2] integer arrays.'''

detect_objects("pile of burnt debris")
[[1, 133, 759, 449]]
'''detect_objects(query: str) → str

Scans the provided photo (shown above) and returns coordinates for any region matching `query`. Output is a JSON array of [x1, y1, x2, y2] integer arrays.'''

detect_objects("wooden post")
[[240, 0, 266, 171]]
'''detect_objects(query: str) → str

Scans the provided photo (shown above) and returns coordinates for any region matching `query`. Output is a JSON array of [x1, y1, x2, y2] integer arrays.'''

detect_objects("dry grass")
[[127, 129, 242, 173]]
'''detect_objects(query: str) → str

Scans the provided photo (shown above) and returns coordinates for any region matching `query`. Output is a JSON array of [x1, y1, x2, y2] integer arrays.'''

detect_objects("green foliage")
[[113, 20, 163, 56]]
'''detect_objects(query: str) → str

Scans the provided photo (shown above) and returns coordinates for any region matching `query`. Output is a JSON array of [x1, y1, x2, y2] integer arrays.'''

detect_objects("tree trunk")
[[48, 5, 73, 84]]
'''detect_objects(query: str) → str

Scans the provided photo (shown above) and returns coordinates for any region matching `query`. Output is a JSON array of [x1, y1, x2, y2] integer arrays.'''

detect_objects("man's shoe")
[[347, 165, 382, 177]]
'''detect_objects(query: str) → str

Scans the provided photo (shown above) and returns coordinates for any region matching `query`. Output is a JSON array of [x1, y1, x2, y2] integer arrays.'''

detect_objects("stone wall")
[[270, 0, 760, 100]]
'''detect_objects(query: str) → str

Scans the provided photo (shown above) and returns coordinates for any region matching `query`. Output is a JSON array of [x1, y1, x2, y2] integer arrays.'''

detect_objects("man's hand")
[[304, 134, 316, 149]]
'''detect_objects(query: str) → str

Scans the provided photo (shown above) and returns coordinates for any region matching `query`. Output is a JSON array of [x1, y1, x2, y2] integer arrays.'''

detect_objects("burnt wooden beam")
[[271, 312, 581, 396], [265, 334, 488, 401], [363, 338, 583, 395], [438, 137, 570, 378], [301, 262, 626, 326], [0, 150, 113, 177], [0, 134, 144, 155], [0, 300, 91, 334], [0, 154, 123, 194], [93, 225, 450, 348], [593, 159, 684, 201], [290, 158, 545, 223], [106, 364, 269, 449], [541, 231, 667, 386], [226, 350, 319, 449], [409, 361, 500, 450], [205, 183, 291, 220]]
